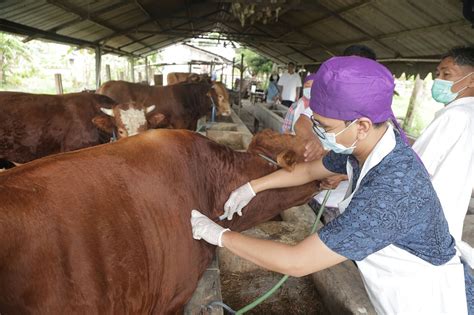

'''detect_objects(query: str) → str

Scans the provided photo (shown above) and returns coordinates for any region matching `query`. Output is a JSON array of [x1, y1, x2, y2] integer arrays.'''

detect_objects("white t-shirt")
[[412, 97, 474, 266], [278, 72, 302, 102]]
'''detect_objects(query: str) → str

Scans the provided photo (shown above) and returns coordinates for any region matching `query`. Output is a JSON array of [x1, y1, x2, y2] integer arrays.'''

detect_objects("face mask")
[[303, 87, 311, 99], [431, 72, 473, 105], [314, 120, 358, 154]]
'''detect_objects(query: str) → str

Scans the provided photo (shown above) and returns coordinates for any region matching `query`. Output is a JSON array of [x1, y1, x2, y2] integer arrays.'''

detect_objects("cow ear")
[[92, 115, 115, 133], [276, 150, 298, 171], [147, 112, 167, 128]]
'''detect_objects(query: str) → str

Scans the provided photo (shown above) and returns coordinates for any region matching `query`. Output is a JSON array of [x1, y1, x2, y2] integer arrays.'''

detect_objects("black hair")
[[269, 74, 279, 82], [442, 46, 474, 67], [288, 62, 296, 67], [343, 45, 377, 60]]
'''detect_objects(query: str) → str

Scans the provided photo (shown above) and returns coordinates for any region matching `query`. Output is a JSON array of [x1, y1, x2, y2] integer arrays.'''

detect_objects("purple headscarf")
[[309, 56, 408, 144], [304, 72, 317, 84]]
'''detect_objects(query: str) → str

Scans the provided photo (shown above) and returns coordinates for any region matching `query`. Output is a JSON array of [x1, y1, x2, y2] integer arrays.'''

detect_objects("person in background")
[[266, 73, 280, 104], [281, 73, 316, 134], [412, 46, 474, 267], [278, 62, 302, 107]]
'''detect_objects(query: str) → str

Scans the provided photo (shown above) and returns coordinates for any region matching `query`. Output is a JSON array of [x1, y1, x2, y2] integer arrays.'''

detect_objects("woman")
[[191, 56, 473, 315], [266, 73, 280, 104], [281, 73, 315, 134]]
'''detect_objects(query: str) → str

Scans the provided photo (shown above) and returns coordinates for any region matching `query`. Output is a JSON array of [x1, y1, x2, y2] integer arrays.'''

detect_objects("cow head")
[[208, 82, 231, 116], [247, 129, 309, 171], [92, 103, 156, 139], [205, 129, 321, 232]]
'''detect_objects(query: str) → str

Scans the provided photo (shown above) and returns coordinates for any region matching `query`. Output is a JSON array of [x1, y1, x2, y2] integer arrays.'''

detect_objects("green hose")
[[234, 190, 332, 314]]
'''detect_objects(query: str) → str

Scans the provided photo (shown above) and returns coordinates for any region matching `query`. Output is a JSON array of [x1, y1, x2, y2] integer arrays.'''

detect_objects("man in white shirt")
[[412, 46, 474, 267], [278, 62, 302, 107]]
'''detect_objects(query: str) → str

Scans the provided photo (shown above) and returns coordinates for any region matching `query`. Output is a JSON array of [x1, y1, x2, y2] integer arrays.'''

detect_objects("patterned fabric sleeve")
[[322, 151, 348, 174], [280, 101, 297, 133], [319, 178, 408, 260]]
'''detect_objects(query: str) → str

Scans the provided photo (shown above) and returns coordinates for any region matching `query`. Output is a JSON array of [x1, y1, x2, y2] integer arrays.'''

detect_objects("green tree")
[[237, 47, 273, 76], [0, 33, 31, 85]]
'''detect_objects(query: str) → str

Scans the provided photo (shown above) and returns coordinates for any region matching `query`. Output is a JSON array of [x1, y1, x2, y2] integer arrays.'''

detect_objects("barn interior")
[[1, 0, 473, 314]]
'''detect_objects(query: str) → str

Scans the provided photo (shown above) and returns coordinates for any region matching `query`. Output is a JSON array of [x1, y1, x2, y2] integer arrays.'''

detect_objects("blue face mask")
[[431, 72, 473, 105], [312, 119, 358, 154]]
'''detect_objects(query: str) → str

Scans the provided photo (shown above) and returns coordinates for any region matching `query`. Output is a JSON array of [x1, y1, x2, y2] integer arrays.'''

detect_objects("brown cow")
[[97, 80, 231, 130], [0, 129, 319, 314], [166, 73, 231, 118], [166, 72, 205, 85], [0, 92, 156, 163]]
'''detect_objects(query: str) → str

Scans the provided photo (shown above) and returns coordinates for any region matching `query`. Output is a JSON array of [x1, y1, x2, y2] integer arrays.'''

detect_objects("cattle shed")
[[1, 0, 473, 78]]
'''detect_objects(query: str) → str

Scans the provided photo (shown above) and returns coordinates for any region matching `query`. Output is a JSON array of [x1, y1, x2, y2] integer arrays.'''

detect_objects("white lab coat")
[[339, 125, 468, 315], [412, 97, 474, 266]]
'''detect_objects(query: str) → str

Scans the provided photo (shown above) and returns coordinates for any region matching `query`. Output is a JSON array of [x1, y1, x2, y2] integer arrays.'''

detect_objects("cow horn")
[[146, 105, 156, 113], [100, 108, 114, 117]]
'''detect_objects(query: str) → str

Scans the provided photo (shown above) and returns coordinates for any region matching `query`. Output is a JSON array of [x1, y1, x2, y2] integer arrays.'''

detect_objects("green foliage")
[[0, 33, 33, 85], [236, 47, 273, 76]]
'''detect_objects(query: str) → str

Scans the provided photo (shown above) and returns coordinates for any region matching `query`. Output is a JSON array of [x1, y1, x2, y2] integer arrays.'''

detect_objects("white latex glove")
[[191, 210, 230, 247], [223, 182, 256, 220], [456, 240, 474, 268]]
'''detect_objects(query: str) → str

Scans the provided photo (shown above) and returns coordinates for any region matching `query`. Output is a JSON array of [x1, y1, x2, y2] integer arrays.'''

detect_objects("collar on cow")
[[209, 94, 217, 122], [257, 153, 279, 167], [110, 129, 117, 142]]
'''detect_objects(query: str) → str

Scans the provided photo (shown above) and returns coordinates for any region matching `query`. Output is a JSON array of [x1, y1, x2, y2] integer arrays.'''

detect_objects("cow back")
[[0, 92, 116, 163]]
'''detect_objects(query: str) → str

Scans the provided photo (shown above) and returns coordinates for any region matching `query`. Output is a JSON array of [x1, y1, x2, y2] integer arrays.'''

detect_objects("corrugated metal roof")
[[0, 0, 472, 75]]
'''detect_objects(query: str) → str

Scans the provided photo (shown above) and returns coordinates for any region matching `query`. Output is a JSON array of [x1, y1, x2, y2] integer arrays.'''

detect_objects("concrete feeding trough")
[[205, 130, 252, 151], [197, 110, 254, 152], [254, 103, 288, 132]]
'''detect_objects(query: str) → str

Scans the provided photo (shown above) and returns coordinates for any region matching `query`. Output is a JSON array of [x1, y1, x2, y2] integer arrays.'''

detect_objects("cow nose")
[[222, 110, 231, 116]]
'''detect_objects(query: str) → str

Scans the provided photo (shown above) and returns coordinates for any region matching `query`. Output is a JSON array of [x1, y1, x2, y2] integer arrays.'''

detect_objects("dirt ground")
[[220, 269, 327, 315]]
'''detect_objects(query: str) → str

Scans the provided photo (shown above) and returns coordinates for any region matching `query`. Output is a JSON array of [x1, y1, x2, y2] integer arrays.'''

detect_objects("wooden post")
[[95, 46, 101, 89], [119, 71, 124, 80], [145, 56, 149, 84], [54, 73, 63, 94], [403, 74, 424, 132], [154, 74, 163, 86], [138, 72, 142, 83], [238, 53, 244, 114], [130, 58, 135, 82], [105, 64, 111, 82], [231, 57, 235, 89]]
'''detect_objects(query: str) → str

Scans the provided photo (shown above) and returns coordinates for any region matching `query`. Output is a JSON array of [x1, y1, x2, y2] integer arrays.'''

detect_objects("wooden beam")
[[46, 0, 156, 52], [95, 9, 224, 44], [326, 20, 469, 50], [277, 0, 376, 40], [0, 18, 137, 57], [312, 2, 402, 57]]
